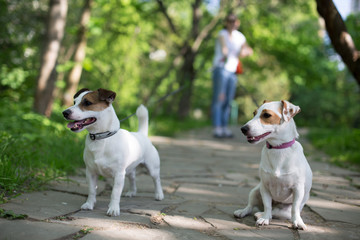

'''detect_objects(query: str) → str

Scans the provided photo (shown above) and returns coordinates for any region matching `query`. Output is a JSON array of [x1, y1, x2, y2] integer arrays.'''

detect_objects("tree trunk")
[[34, 0, 68, 117], [155, 0, 236, 118], [63, 0, 92, 106], [177, 0, 201, 119], [316, 0, 360, 85], [178, 46, 196, 119]]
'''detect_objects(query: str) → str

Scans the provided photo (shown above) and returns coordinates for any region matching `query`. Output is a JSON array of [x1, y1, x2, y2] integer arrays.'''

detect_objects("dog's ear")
[[98, 88, 116, 103], [74, 88, 90, 99], [281, 100, 301, 122]]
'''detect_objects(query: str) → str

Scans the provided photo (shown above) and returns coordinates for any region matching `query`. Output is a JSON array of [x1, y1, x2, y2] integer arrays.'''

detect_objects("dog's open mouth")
[[247, 131, 271, 143], [67, 118, 96, 131]]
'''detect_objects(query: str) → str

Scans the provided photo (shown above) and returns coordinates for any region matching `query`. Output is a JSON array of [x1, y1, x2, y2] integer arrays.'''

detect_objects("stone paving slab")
[[0, 218, 82, 240], [82, 228, 214, 240], [1, 190, 85, 220], [49, 176, 106, 196], [307, 197, 360, 224], [298, 223, 360, 240], [218, 228, 295, 240], [1, 126, 360, 240]]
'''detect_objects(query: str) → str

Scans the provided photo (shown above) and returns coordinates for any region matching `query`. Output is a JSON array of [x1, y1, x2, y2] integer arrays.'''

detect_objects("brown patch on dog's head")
[[259, 109, 281, 125], [78, 88, 116, 112], [74, 88, 90, 99]]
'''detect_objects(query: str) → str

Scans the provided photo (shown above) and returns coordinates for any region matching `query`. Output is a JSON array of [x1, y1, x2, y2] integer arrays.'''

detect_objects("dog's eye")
[[83, 99, 92, 106], [262, 113, 272, 118]]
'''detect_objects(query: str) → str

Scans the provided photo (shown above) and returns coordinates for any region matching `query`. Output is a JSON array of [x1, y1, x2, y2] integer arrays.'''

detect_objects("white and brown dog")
[[62, 88, 164, 216], [234, 100, 312, 230]]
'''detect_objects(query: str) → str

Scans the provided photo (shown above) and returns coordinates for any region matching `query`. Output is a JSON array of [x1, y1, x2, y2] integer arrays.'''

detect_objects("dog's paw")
[[81, 201, 94, 210], [254, 212, 271, 226], [256, 217, 270, 226], [155, 191, 164, 201], [254, 211, 263, 220], [234, 206, 252, 218], [107, 202, 120, 217], [292, 217, 307, 230], [125, 190, 137, 198]]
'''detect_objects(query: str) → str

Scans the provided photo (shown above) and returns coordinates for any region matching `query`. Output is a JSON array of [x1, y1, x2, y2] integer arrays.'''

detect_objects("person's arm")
[[239, 43, 253, 58], [219, 35, 228, 58]]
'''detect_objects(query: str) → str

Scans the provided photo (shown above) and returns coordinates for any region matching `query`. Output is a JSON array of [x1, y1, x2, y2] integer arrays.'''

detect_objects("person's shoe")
[[222, 127, 234, 138], [213, 127, 224, 138]]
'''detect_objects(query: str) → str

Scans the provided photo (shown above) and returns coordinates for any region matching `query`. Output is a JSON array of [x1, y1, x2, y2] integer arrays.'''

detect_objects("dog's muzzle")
[[241, 125, 249, 135], [62, 109, 71, 119]]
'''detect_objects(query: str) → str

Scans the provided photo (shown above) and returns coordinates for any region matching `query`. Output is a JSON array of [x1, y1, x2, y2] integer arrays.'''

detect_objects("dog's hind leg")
[[234, 183, 261, 218], [144, 147, 164, 201], [125, 170, 137, 197]]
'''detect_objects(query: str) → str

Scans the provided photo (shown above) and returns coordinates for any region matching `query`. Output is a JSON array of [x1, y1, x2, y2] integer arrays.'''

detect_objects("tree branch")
[[156, 0, 177, 35], [316, 0, 360, 85]]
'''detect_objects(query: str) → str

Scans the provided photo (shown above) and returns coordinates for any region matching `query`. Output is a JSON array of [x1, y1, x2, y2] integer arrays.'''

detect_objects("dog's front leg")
[[107, 171, 125, 216], [255, 183, 272, 226], [81, 168, 98, 210], [292, 185, 307, 230]]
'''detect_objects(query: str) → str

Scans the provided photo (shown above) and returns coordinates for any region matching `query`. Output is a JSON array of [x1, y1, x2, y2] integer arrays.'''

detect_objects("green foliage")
[[346, 13, 360, 50], [0, 65, 29, 89], [230, 0, 360, 128], [0, 97, 84, 202], [308, 128, 360, 168]]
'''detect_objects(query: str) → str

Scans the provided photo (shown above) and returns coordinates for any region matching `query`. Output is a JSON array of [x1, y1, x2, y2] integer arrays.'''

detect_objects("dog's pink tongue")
[[67, 121, 82, 129], [67, 122, 75, 128]]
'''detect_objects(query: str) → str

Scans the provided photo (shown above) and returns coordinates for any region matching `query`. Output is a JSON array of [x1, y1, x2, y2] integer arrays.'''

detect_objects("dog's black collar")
[[89, 129, 119, 140]]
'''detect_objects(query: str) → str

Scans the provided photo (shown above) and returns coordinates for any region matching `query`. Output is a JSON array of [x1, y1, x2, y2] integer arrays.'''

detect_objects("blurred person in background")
[[211, 13, 253, 138]]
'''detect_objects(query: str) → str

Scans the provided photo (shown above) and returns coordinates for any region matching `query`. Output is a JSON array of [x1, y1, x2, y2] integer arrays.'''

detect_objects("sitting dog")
[[234, 100, 312, 230], [62, 88, 164, 216]]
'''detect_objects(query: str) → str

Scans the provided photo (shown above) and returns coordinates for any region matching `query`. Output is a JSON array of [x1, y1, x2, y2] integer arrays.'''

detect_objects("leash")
[[88, 85, 187, 140], [118, 85, 187, 123], [237, 81, 259, 108]]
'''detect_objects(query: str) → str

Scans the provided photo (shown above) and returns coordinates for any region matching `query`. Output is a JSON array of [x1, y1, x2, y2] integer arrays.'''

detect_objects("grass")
[[308, 127, 360, 169], [0, 98, 85, 203]]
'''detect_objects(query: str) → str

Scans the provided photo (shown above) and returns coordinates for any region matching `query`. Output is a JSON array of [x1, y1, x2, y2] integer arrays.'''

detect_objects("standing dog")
[[234, 100, 312, 230], [62, 88, 164, 216]]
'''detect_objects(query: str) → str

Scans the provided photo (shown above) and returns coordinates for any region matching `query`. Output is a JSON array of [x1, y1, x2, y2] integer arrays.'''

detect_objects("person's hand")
[[240, 45, 253, 58]]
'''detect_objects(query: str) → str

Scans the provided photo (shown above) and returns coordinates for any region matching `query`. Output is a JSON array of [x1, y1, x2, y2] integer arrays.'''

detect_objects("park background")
[[0, 0, 359, 203]]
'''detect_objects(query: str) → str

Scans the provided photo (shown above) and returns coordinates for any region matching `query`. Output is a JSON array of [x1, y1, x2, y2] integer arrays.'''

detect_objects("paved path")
[[1, 127, 360, 240]]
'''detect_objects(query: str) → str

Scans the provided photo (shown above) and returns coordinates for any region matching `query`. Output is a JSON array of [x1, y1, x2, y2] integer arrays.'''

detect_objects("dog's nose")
[[62, 109, 71, 119], [241, 125, 249, 135]]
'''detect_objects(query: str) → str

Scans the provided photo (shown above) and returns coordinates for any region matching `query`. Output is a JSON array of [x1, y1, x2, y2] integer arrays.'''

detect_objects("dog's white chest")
[[84, 139, 116, 177], [260, 149, 297, 203], [261, 170, 294, 203]]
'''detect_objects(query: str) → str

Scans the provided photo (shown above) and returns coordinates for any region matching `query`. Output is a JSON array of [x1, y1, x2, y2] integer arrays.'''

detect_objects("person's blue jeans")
[[211, 67, 237, 127]]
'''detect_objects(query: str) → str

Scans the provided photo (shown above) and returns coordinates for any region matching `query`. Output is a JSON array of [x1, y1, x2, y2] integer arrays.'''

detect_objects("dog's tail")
[[136, 104, 149, 136]]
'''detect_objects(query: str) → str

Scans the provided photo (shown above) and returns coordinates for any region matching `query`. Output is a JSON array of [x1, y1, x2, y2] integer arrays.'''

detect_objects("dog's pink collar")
[[266, 138, 295, 149]]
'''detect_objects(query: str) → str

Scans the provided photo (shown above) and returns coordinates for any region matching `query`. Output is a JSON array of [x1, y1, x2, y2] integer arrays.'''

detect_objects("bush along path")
[[1, 127, 360, 240]]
